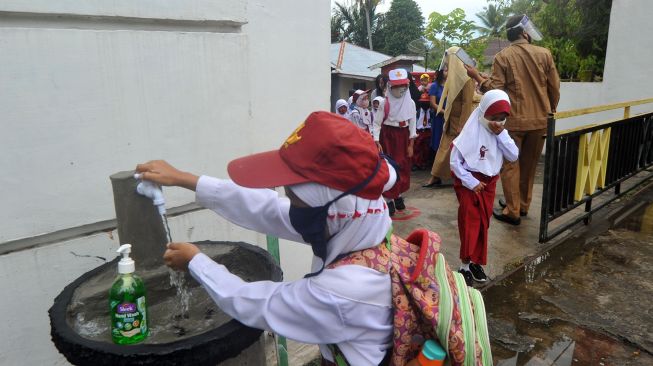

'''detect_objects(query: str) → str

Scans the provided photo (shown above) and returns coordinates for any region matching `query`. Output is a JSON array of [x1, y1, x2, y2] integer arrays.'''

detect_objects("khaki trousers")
[[500, 128, 546, 218]]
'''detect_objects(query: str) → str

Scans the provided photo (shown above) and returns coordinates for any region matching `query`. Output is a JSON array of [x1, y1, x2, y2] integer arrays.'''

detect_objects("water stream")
[[162, 213, 190, 319]]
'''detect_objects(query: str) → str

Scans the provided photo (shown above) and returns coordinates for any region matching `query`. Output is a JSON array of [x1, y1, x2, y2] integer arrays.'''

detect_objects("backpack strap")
[[326, 344, 350, 366], [383, 96, 390, 122]]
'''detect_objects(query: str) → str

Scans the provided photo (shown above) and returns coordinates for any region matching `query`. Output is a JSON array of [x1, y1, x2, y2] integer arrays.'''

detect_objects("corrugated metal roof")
[[367, 54, 424, 70], [330, 42, 391, 79]]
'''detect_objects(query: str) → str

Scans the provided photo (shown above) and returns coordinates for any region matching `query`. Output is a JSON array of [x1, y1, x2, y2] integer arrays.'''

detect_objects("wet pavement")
[[483, 188, 653, 365]]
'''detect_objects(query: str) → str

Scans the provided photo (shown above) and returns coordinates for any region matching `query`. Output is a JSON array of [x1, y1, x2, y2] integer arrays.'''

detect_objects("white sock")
[[460, 263, 470, 271]]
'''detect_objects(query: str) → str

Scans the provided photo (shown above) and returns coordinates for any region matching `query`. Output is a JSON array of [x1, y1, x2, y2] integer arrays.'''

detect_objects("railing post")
[[266, 235, 289, 366], [583, 199, 592, 225], [539, 113, 556, 242], [624, 106, 631, 119]]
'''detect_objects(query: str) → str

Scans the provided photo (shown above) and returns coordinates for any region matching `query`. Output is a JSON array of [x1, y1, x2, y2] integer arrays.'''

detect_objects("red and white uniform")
[[372, 69, 417, 199], [450, 90, 518, 264]]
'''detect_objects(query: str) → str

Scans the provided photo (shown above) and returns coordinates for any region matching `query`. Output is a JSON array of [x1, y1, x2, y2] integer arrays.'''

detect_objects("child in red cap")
[[450, 90, 518, 286], [136, 112, 398, 365]]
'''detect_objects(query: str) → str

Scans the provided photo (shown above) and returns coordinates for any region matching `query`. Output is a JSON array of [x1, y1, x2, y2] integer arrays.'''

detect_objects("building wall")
[[0, 1, 329, 364], [331, 76, 374, 110]]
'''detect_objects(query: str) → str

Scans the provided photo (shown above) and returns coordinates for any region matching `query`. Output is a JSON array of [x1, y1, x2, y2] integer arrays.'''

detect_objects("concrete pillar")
[[110, 170, 167, 268]]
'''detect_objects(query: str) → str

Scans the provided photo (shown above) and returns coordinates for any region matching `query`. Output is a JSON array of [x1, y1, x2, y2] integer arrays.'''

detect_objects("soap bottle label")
[[111, 296, 148, 339]]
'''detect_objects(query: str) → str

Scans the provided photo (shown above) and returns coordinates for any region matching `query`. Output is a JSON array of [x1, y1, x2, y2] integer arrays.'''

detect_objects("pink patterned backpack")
[[328, 229, 493, 366]]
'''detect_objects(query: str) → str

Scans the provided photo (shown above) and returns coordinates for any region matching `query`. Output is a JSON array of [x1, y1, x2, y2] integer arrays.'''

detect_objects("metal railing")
[[539, 98, 653, 242]]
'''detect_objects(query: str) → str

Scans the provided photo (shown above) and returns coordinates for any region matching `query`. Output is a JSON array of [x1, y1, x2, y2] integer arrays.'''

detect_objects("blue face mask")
[[289, 159, 381, 277]]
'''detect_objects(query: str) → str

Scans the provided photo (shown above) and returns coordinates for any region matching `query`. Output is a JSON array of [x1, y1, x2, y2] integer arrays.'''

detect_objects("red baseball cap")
[[227, 111, 389, 199]]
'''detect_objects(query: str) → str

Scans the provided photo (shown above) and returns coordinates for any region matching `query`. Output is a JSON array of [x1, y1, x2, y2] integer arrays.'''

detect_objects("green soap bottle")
[[110, 244, 149, 344]]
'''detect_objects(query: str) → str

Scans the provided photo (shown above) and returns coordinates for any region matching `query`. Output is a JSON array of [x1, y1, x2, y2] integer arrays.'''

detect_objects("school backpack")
[[328, 228, 493, 366]]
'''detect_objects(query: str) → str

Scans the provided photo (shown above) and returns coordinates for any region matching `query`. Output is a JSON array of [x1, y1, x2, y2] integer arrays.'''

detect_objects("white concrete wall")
[[555, 0, 653, 131], [0, 0, 329, 364]]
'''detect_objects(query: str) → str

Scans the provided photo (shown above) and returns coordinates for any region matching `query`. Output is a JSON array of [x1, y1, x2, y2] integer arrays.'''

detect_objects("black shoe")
[[469, 263, 488, 282], [394, 197, 406, 211], [498, 198, 527, 217], [458, 269, 474, 286], [493, 208, 521, 225], [422, 179, 452, 189], [387, 200, 396, 217]]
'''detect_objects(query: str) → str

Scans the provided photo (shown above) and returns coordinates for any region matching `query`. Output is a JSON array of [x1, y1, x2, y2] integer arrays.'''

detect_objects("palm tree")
[[357, 0, 376, 50], [475, 4, 505, 38], [332, 1, 381, 49]]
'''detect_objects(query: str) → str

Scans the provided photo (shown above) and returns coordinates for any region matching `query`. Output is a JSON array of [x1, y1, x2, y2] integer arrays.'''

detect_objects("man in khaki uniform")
[[465, 14, 560, 225]]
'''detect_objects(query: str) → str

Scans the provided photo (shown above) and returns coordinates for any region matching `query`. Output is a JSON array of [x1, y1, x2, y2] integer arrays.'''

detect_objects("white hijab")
[[385, 84, 415, 122], [289, 161, 396, 271], [452, 90, 510, 177], [335, 99, 349, 117]]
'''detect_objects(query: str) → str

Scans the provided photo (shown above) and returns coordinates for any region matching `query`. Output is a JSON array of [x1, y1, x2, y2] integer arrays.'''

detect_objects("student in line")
[[450, 90, 518, 285]]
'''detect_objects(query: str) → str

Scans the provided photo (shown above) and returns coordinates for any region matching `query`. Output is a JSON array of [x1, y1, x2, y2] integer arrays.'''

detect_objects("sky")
[[331, 0, 488, 25]]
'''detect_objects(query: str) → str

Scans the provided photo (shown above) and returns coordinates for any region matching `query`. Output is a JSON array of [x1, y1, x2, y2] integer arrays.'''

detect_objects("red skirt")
[[453, 171, 499, 265], [380, 125, 410, 199]]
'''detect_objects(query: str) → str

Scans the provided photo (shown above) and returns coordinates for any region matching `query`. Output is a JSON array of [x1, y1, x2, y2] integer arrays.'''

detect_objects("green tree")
[[376, 0, 424, 56], [475, 4, 505, 37], [488, 0, 543, 17], [484, 0, 612, 80], [354, 0, 383, 50], [425, 8, 487, 69], [425, 8, 476, 47], [574, 0, 611, 73], [331, 1, 383, 48]]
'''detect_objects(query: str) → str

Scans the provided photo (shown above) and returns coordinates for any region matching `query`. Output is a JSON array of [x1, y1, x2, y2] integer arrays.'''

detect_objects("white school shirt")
[[189, 176, 393, 365], [450, 130, 519, 190], [371, 98, 417, 142]]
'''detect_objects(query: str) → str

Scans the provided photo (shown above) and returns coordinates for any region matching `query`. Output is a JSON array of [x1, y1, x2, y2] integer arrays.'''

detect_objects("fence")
[[539, 98, 653, 242]]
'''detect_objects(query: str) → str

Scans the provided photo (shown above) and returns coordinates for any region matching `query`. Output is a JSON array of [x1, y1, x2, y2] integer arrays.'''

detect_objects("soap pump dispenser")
[[109, 244, 149, 344]]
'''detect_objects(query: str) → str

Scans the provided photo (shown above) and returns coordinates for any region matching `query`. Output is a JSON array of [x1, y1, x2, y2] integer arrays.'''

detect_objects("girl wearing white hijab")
[[372, 96, 384, 113], [372, 69, 417, 216], [348, 89, 373, 133], [136, 112, 397, 366], [335, 98, 349, 118], [450, 90, 518, 286]]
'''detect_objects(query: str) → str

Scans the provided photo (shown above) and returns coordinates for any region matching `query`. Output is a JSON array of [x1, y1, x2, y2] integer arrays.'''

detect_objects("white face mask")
[[391, 87, 407, 98]]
